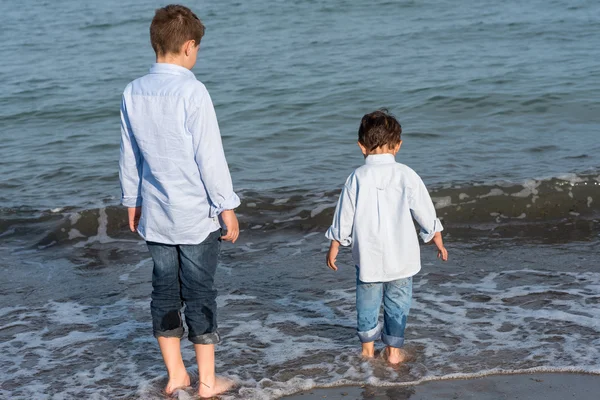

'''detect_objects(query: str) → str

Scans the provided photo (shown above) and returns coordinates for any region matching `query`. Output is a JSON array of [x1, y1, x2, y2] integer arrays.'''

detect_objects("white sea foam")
[[479, 188, 505, 198], [304, 232, 321, 238], [68, 228, 85, 239], [118, 257, 152, 282], [433, 196, 452, 209], [273, 216, 303, 224], [556, 173, 585, 185], [317, 366, 600, 389], [47, 301, 94, 325], [69, 212, 80, 225], [511, 179, 540, 200], [217, 294, 258, 308], [238, 243, 269, 253], [72, 208, 138, 248], [285, 238, 305, 247], [3, 269, 600, 399]]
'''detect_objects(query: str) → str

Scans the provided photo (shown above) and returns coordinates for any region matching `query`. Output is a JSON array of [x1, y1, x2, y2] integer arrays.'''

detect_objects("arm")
[[118, 95, 143, 232], [431, 231, 448, 261], [325, 175, 357, 270], [326, 240, 341, 271], [409, 174, 448, 261], [188, 90, 241, 241]]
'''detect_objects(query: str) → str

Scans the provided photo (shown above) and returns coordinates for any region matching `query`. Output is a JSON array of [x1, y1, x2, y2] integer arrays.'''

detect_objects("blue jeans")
[[146, 229, 221, 345], [356, 270, 412, 348]]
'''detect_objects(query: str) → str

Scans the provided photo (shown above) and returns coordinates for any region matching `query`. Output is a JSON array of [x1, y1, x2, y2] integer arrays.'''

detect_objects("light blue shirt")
[[119, 63, 240, 245], [326, 154, 443, 283]]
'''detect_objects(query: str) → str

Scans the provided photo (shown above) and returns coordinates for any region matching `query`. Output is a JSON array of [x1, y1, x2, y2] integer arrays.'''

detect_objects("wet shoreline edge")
[[282, 371, 600, 399]]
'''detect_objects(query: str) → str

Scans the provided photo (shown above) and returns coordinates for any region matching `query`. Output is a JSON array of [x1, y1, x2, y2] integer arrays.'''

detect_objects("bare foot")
[[198, 376, 235, 398], [165, 371, 191, 395], [386, 346, 409, 365], [361, 341, 375, 358], [361, 350, 375, 358]]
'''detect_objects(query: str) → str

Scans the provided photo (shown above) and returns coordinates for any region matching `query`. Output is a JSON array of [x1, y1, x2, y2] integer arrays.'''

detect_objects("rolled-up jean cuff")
[[189, 331, 221, 345], [154, 327, 185, 339], [357, 322, 382, 343], [382, 333, 405, 348]]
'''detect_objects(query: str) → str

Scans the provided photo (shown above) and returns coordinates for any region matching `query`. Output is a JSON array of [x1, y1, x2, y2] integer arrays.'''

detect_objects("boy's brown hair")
[[150, 5, 205, 56], [358, 109, 402, 151]]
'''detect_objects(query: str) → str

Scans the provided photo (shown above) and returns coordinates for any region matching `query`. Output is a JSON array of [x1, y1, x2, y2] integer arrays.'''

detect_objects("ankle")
[[199, 375, 216, 388], [199, 376, 234, 397], [168, 367, 189, 379], [200, 380, 213, 390], [361, 342, 375, 357]]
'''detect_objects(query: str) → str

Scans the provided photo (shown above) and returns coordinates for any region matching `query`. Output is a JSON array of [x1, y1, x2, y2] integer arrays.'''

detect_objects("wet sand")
[[283, 373, 600, 400]]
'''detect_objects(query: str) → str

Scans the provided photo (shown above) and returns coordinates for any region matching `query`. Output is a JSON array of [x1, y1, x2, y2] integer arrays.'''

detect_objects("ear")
[[357, 141, 368, 156], [394, 140, 402, 155], [184, 40, 196, 56]]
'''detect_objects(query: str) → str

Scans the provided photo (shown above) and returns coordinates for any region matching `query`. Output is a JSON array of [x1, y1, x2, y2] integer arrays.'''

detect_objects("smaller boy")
[[325, 109, 448, 364]]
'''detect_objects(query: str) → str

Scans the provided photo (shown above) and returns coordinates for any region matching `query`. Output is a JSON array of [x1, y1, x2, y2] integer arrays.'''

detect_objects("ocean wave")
[[1, 172, 599, 248]]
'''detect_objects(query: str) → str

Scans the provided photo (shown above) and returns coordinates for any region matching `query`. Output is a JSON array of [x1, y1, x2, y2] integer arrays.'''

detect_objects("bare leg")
[[386, 346, 409, 365], [361, 341, 375, 358], [196, 344, 234, 398], [157, 337, 190, 394]]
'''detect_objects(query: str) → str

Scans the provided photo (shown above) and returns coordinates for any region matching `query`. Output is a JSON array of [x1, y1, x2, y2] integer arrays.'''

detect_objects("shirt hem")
[[139, 225, 221, 245], [356, 266, 421, 283]]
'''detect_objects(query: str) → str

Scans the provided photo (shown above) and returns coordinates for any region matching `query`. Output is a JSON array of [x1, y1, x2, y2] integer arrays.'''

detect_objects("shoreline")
[[282, 372, 600, 400]]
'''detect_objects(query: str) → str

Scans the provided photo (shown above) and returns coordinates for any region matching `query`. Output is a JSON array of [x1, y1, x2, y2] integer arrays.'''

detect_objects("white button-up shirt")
[[326, 154, 443, 283], [119, 63, 240, 245]]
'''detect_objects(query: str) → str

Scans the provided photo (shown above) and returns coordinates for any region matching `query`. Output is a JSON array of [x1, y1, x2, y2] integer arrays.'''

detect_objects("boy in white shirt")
[[326, 109, 448, 364]]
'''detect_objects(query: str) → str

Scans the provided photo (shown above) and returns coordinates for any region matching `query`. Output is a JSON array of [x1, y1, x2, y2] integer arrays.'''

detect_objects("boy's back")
[[118, 5, 239, 397], [325, 109, 447, 365], [329, 154, 441, 282], [120, 63, 239, 244]]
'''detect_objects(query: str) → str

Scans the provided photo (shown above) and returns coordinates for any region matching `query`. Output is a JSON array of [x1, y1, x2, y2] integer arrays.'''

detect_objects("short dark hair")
[[358, 109, 402, 151], [150, 5, 205, 56]]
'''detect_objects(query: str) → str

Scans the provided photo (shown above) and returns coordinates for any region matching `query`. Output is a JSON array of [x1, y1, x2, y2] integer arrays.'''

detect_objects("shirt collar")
[[149, 63, 196, 78], [365, 153, 396, 165]]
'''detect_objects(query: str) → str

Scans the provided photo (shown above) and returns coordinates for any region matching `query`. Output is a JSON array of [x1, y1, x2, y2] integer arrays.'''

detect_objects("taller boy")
[[119, 5, 239, 397]]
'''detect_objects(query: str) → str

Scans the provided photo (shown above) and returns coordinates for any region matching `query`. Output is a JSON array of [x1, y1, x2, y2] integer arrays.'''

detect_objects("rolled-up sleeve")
[[188, 92, 240, 217], [119, 95, 143, 208], [325, 174, 357, 246], [409, 174, 443, 243]]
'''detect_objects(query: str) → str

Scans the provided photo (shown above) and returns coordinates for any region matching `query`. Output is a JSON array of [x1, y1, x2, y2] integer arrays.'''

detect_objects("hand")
[[326, 241, 340, 271], [431, 232, 448, 261], [128, 207, 141, 232], [437, 246, 448, 261], [220, 210, 239, 243]]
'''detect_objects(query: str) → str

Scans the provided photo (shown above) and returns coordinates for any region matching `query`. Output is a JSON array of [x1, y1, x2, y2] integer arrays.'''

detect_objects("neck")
[[156, 54, 188, 69], [365, 152, 395, 160], [366, 149, 395, 155], [365, 145, 397, 157]]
